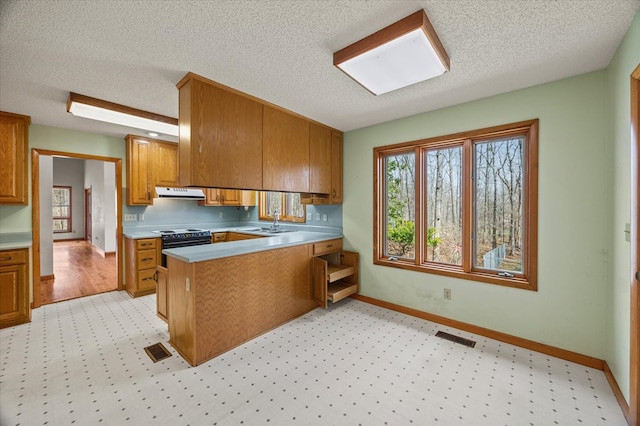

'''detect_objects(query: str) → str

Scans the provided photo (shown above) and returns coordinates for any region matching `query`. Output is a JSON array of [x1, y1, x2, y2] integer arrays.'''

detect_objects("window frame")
[[258, 192, 306, 223], [52, 185, 72, 233], [374, 119, 538, 290]]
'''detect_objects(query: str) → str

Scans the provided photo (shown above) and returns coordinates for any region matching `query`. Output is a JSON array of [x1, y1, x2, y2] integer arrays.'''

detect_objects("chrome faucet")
[[271, 210, 280, 231]]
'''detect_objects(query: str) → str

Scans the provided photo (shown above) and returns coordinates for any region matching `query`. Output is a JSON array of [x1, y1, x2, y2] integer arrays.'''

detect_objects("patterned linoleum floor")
[[0, 291, 626, 426]]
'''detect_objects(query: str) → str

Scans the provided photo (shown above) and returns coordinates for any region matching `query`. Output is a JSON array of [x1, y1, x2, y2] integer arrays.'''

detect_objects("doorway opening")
[[31, 149, 123, 308]]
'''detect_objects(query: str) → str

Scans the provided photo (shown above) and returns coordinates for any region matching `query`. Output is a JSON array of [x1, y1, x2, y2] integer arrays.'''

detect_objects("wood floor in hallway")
[[41, 240, 117, 305]]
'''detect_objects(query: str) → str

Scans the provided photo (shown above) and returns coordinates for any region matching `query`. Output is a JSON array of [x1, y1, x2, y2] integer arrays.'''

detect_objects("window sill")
[[374, 258, 536, 291]]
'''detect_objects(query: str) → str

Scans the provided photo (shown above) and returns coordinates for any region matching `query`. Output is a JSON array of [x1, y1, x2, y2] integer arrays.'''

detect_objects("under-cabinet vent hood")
[[155, 187, 205, 200]]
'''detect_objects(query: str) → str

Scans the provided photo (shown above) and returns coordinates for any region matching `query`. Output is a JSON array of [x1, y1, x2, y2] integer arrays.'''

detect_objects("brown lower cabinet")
[[124, 237, 161, 297], [0, 248, 30, 328], [155, 265, 168, 323], [166, 239, 359, 366]]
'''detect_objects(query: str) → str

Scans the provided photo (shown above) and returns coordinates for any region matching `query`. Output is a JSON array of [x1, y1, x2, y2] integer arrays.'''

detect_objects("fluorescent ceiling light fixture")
[[334, 9, 450, 95], [66, 92, 179, 137]]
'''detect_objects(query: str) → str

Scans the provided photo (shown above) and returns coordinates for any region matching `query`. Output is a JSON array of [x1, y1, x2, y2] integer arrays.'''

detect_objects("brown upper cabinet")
[[177, 74, 263, 190], [175, 73, 343, 201], [199, 188, 256, 207], [330, 131, 343, 204], [126, 135, 179, 206], [263, 106, 310, 193], [0, 111, 30, 205]]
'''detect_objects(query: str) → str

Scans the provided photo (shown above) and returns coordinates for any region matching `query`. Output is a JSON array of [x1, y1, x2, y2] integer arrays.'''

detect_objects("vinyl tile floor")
[[0, 291, 627, 426]]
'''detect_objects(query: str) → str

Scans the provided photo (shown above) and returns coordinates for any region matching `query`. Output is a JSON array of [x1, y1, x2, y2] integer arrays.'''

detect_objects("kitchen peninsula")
[[151, 229, 355, 366]]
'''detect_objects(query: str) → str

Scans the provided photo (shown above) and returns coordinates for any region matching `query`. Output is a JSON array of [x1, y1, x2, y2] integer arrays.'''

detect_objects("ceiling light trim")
[[333, 9, 450, 96], [66, 92, 179, 136]]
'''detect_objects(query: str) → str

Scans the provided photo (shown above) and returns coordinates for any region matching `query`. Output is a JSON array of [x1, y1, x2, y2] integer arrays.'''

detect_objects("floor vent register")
[[144, 342, 172, 362], [435, 331, 476, 348]]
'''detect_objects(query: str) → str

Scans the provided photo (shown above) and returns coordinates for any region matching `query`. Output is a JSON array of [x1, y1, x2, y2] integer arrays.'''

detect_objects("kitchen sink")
[[260, 228, 295, 233]]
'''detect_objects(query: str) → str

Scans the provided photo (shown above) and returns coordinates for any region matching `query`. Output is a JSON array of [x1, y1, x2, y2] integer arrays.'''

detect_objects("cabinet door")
[[199, 188, 223, 206], [0, 262, 29, 328], [0, 112, 29, 205], [154, 141, 179, 187], [221, 189, 242, 206], [309, 123, 331, 194], [312, 257, 328, 309], [179, 78, 263, 189], [263, 106, 310, 192], [126, 136, 153, 205], [330, 131, 343, 204], [156, 265, 168, 323]]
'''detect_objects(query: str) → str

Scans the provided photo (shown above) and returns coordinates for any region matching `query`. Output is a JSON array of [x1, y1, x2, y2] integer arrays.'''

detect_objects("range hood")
[[155, 187, 205, 200]]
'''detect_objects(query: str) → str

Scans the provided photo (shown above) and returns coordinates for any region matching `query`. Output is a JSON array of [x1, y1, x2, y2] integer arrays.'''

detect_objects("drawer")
[[212, 233, 227, 243], [0, 249, 27, 266], [312, 238, 342, 256], [136, 248, 157, 270], [136, 238, 158, 250], [137, 269, 157, 292]]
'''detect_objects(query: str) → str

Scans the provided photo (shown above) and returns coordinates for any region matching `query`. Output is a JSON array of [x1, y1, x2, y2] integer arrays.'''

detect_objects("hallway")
[[41, 240, 117, 304]]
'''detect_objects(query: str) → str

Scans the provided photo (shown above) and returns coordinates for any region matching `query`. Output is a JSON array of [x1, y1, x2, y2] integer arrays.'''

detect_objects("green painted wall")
[[344, 72, 611, 356], [343, 12, 640, 404], [0, 125, 125, 233], [607, 10, 640, 404]]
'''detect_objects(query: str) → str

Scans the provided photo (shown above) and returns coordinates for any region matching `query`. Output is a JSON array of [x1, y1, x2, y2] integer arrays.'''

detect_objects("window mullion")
[[462, 139, 473, 273], [415, 147, 425, 265]]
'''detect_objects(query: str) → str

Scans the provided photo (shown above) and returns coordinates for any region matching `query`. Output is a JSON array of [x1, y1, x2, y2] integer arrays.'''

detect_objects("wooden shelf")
[[312, 244, 359, 309], [328, 281, 358, 303]]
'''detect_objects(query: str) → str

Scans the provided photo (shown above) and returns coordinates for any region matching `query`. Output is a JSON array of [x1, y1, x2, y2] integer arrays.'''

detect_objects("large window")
[[53, 186, 72, 233], [374, 120, 538, 290], [259, 192, 306, 223]]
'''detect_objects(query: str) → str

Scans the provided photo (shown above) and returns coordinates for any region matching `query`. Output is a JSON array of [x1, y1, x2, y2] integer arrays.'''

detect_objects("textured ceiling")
[[0, 0, 638, 142]]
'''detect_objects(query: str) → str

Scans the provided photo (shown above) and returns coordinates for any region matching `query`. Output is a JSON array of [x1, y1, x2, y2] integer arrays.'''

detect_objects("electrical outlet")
[[124, 214, 137, 222], [315, 213, 320, 221], [306, 212, 313, 221], [138, 213, 144, 221], [322, 214, 328, 222], [219, 212, 223, 218], [444, 288, 451, 300]]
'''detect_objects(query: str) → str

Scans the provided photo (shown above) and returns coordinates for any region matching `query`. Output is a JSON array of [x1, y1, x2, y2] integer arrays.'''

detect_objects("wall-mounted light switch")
[[625, 223, 631, 242], [138, 213, 144, 221], [322, 214, 328, 222]]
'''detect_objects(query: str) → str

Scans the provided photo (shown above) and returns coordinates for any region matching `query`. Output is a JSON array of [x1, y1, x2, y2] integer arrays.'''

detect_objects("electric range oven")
[[153, 228, 212, 267]]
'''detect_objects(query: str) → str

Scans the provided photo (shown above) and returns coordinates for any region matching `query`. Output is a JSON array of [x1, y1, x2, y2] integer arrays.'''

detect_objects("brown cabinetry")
[[154, 140, 180, 187], [125, 237, 160, 297], [312, 239, 358, 309], [0, 111, 30, 205], [330, 131, 343, 204], [0, 248, 30, 328], [263, 106, 310, 193], [199, 189, 256, 207], [126, 135, 180, 206], [156, 265, 168, 323], [177, 74, 263, 190]]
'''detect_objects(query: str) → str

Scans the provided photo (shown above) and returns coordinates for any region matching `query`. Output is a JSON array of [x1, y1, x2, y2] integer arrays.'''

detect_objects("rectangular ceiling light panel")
[[334, 10, 450, 95], [67, 92, 179, 137]]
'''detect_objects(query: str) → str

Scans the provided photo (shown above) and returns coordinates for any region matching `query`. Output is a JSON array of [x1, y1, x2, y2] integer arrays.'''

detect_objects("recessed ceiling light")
[[334, 9, 450, 95], [146, 132, 160, 137], [66, 92, 179, 136]]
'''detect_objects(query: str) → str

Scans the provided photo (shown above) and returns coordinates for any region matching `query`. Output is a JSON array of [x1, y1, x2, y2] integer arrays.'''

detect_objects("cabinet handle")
[[0, 256, 12, 261], [141, 243, 152, 246], [142, 277, 154, 281], [153, 271, 158, 282], [333, 189, 336, 197], [142, 257, 153, 261], [326, 244, 333, 248]]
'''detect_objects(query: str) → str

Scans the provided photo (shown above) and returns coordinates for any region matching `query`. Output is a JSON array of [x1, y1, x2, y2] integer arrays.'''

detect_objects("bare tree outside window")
[[53, 186, 72, 233], [374, 120, 538, 290]]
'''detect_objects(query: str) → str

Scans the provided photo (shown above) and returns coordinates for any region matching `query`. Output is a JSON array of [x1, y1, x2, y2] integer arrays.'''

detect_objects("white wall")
[[52, 157, 85, 241], [39, 156, 53, 276], [85, 160, 117, 254]]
